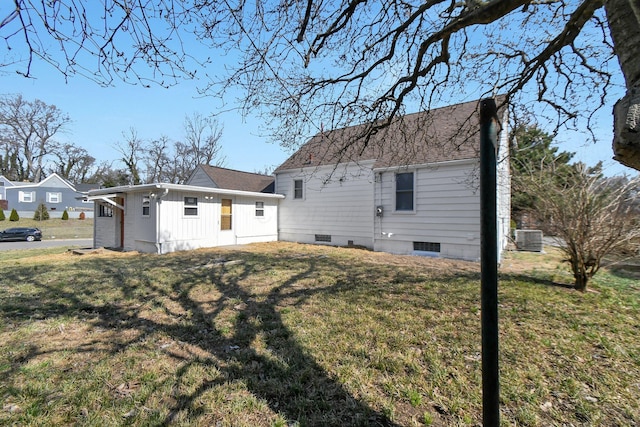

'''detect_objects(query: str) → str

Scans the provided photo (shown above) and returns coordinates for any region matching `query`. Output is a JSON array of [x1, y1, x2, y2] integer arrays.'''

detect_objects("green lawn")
[[0, 243, 638, 426], [0, 217, 93, 239]]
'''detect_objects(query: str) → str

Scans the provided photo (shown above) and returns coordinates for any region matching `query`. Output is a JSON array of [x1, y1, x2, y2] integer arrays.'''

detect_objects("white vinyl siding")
[[102, 189, 279, 254], [276, 161, 376, 248], [374, 160, 481, 260]]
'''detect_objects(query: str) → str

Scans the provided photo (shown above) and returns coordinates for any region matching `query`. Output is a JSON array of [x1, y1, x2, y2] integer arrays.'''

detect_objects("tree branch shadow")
[[0, 250, 403, 426]]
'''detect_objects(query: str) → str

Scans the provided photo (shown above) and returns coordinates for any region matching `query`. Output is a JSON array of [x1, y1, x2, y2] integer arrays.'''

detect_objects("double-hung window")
[[293, 179, 303, 199], [255, 201, 264, 217], [142, 195, 150, 216], [47, 192, 62, 203], [184, 196, 198, 216], [19, 191, 36, 203], [395, 172, 414, 211]]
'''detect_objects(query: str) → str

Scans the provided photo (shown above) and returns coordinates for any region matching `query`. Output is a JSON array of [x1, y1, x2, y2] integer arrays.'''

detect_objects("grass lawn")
[[0, 242, 638, 426], [0, 217, 93, 239]]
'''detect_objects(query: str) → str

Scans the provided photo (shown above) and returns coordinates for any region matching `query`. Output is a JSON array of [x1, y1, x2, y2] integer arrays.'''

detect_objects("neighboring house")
[[0, 173, 95, 218], [274, 98, 511, 261], [187, 165, 275, 193], [88, 180, 283, 254]]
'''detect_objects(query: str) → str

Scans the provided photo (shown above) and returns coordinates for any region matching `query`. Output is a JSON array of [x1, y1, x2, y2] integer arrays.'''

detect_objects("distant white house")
[[273, 98, 511, 261], [88, 169, 282, 254]]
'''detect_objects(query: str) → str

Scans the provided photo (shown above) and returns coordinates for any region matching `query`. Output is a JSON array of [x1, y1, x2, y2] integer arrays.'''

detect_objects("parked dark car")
[[0, 227, 43, 242]]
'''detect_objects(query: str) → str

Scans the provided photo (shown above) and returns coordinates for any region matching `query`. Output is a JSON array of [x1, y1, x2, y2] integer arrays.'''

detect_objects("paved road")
[[0, 238, 93, 251]]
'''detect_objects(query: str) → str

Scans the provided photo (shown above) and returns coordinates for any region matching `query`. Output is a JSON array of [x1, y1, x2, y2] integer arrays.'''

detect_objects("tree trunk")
[[605, 0, 640, 171], [573, 270, 589, 292]]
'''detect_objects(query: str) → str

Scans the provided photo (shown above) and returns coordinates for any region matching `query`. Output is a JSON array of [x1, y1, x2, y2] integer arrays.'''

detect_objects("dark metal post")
[[480, 98, 500, 426]]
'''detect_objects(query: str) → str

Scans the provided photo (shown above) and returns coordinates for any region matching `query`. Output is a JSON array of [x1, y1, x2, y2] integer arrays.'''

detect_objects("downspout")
[[155, 188, 169, 254]]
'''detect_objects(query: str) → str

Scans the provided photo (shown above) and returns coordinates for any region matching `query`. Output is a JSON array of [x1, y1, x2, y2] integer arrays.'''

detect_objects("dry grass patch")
[[0, 242, 638, 426]]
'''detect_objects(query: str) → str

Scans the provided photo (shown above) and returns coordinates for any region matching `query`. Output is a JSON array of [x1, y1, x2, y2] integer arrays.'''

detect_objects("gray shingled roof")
[[275, 98, 505, 172], [198, 165, 275, 193]]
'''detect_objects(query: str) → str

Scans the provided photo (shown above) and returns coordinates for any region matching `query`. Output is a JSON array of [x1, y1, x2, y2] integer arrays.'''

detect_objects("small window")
[[142, 195, 150, 216], [315, 234, 332, 242], [413, 242, 440, 252], [255, 201, 264, 217], [18, 191, 35, 203], [221, 199, 232, 230], [294, 180, 303, 199], [47, 192, 62, 203], [99, 204, 113, 217], [184, 196, 198, 216], [395, 172, 414, 211]]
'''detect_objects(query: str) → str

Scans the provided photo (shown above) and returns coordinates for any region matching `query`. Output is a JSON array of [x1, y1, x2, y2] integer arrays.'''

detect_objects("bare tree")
[[115, 128, 143, 185], [50, 142, 96, 183], [0, 94, 70, 181], [141, 114, 225, 184], [521, 162, 640, 291], [182, 113, 225, 167], [2, 1, 639, 170], [144, 135, 181, 184]]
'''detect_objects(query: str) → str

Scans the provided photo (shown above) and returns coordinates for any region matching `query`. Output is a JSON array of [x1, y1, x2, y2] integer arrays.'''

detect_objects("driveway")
[[0, 239, 93, 251]]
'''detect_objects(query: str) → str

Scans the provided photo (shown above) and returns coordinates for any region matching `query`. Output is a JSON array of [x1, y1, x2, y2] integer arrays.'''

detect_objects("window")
[[184, 196, 198, 216], [142, 195, 150, 216], [315, 234, 332, 242], [413, 242, 441, 252], [294, 179, 303, 199], [221, 199, 232, 230], [47, 192, 62, 203], [18, 191, 36, 203], [99, 204, 113, 217], [255, 201, 264, 217], [395, 172, 414, 211]]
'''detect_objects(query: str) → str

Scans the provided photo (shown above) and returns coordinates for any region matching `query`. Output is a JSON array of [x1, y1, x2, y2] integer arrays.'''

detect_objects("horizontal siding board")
[[276, 163, 375, 242]]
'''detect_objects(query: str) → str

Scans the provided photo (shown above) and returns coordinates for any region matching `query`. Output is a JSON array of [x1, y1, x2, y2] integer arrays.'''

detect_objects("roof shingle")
[[275, 98, 506, 172], [197, 165, 275, 193]]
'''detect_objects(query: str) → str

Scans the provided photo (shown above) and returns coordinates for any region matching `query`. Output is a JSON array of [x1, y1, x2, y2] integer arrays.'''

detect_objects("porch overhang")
[[86, 194, 125, 211]]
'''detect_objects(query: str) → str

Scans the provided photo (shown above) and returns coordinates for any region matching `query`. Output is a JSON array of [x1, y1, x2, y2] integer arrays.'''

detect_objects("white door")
[[218, 198, 237, 246]]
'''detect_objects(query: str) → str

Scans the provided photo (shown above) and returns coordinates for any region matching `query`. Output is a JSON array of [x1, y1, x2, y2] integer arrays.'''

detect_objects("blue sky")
[[4, 65, 291, 174], [4, 64, 636, 178], [1, 4, 637, 179]]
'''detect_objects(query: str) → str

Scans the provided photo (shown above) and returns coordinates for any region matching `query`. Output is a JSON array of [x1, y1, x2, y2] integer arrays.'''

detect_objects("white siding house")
[[274, 98, 511, 261], [89, 183, 283, 254]]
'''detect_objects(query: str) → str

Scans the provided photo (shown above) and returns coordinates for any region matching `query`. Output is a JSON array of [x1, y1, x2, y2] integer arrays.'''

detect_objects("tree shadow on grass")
[[0, 249, 408, 426], [499, 272, 576, 290]]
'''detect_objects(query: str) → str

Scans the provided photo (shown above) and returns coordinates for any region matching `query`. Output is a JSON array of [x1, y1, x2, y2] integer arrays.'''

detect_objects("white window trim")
[[255, 201, 265, 217], [183, 196, 199, 217], [394, 171, 416, 213], [293, 179, 304, 200], [47, 191, 62, 203], [19, 190, 36, 203]]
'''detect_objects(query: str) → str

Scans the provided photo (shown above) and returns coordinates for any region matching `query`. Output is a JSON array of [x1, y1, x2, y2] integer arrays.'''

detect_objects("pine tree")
[[9, 209, 19, 221], [0, 210, 5, 221], [33, 203, 50, 221], [61, 210, 69, 220]]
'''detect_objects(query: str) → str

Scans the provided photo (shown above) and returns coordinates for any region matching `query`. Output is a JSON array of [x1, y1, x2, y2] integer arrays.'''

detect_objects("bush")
[[0, 210, 5, 221], [79, 211, 86, 220], [61, 210, 69, 220], [9, 209, 19, 221], [33, 203, 50, 221]]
